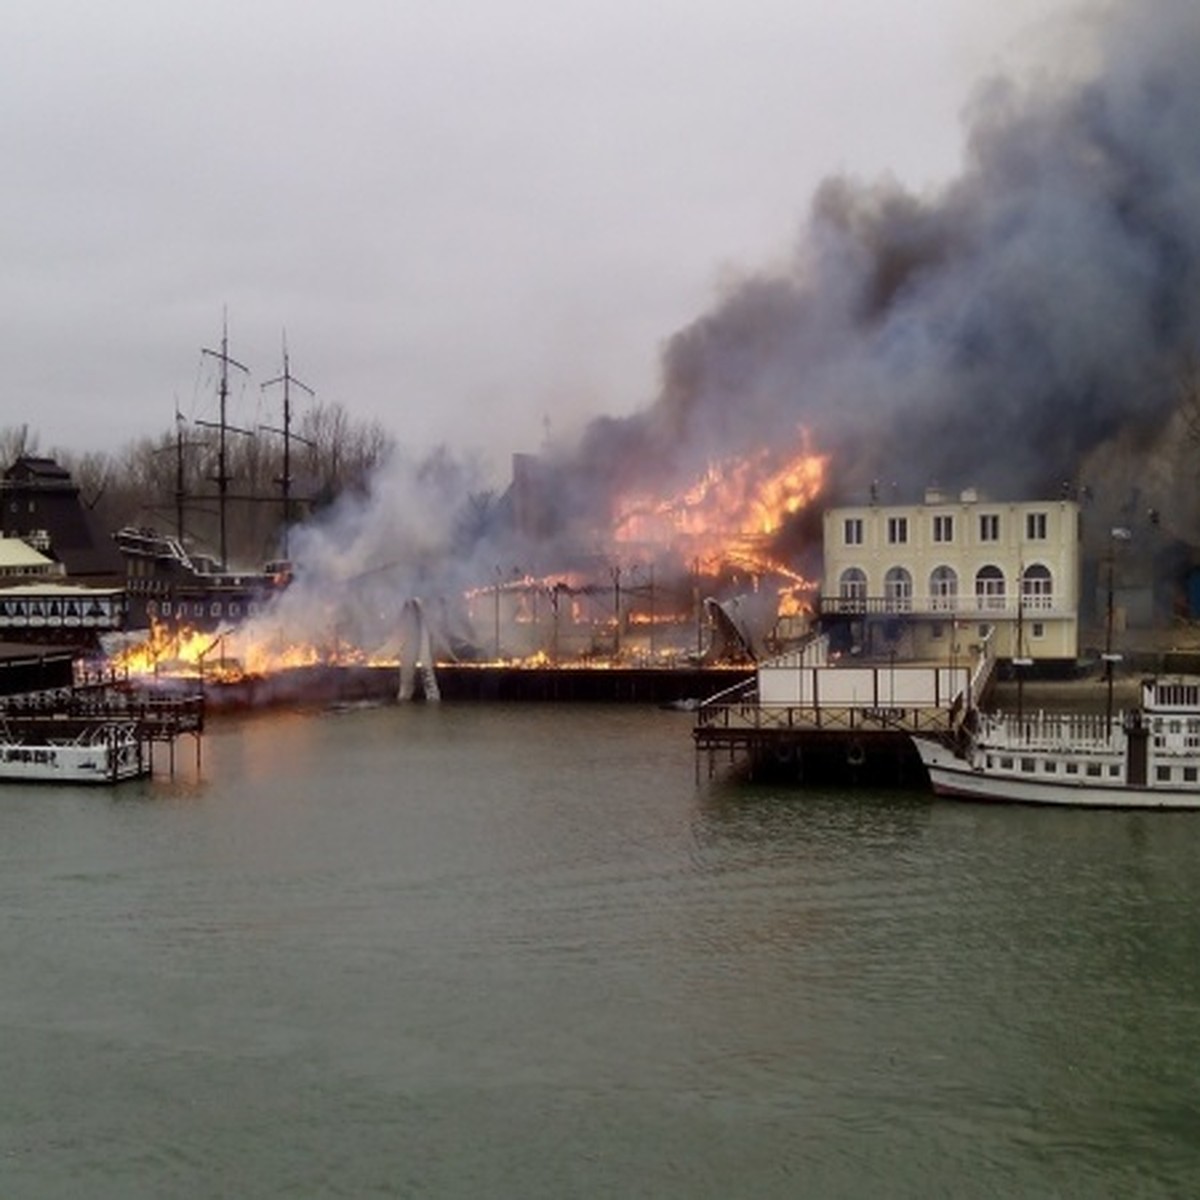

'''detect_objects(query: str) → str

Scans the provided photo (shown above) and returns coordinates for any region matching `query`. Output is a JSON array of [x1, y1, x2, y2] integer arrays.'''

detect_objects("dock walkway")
[[0, 677, 205, 781], [694, 636, 996, 783]]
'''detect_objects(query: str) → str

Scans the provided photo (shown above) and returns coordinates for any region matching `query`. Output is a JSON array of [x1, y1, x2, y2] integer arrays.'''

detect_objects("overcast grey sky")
[[2, 0, 1062, 479]]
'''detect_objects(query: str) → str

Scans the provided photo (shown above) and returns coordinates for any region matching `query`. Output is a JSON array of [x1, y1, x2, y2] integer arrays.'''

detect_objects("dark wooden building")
[[0, 456, 125, 583]]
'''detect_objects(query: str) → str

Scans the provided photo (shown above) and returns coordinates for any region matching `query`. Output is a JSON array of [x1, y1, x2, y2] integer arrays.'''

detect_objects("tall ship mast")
[[114, 317, 296, 632], [198, 315, 252, 572], [260, 333, 315, 561]]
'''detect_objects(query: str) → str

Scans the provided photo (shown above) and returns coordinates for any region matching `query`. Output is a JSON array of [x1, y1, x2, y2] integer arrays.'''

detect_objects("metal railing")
[[696, 633, 993, 737], [818, 594, 1064, 617], [695, 701, 954, 735]]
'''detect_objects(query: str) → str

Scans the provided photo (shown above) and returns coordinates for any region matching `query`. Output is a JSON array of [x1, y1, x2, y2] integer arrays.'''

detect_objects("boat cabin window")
[[1185, 767, 1198, 783], [1157, 766, 1171, 782], [1044, 760, 1057, 773], [1086, 762, 1102, 777], [1021, 757, 1036, 772], [1153, 683, 1200, 708], [1065, 762, 1078, 775]]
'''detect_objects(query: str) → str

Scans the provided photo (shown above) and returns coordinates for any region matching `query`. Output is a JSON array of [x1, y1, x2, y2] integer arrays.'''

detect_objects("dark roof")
[[0, 458, 124, 580], [4, 456, 74, 485]]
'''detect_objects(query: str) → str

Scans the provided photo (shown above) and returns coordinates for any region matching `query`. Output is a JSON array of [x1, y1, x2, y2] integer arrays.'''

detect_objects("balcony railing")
[[818, 594, 1063, 618]]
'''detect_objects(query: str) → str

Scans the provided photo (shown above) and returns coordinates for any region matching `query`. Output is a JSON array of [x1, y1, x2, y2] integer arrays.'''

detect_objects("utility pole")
[[611, 564, 622, 659], [1104, 527, 1132, 726], [1013, 560, 1032, 727], [261, 333, 315, 560], [199, 315, 251, 570], [173, 408, 187, 542]]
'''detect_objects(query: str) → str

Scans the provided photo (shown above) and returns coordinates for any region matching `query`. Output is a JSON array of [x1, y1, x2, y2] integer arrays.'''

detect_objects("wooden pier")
[[694, 636, 996, 785], [0, 682, 205, 782]]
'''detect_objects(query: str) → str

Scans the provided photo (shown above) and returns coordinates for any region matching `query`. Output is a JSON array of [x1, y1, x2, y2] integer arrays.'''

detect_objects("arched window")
[[884, 566, 912, 612], [975, 565, 1006, 611], [1022, 563, 1053, 610], [929, 565, 958, 612], [838, 567, 867, 612]]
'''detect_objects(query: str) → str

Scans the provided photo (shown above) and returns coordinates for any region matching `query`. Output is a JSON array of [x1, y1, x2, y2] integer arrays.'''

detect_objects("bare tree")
[[2, 403, 399, 566], [0, 424, 37, 466]]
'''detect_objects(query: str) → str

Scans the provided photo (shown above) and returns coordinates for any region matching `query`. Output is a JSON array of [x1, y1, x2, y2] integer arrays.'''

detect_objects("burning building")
[[110, 0, 1200, 693]]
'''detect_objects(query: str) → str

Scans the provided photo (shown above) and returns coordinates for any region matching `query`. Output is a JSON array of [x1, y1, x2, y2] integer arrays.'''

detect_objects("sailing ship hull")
[[116, 527, 290, 632], [911, 736, 1200, 810]]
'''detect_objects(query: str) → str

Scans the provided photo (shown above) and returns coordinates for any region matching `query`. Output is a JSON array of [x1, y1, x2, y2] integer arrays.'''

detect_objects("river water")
[[1, 700, 1198, 1198]]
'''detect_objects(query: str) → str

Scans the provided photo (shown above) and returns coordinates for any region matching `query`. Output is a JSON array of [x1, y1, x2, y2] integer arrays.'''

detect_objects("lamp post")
[[611, 564, 622, 660], [1013, 557, 1032, 727], [648, 561, 656, 659], [550, 583, 561, 666], [1104, 527, 1132, 727], [493, 565, 502, 662]]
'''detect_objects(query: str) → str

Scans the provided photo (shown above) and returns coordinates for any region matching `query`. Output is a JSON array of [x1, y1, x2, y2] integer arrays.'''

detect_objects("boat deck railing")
[[976, 709, 1120, 753], [0, 687, 204, 740]]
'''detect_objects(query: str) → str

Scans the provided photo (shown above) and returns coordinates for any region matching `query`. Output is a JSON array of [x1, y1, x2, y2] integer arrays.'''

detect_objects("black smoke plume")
[[558, 0, 1200, 510]]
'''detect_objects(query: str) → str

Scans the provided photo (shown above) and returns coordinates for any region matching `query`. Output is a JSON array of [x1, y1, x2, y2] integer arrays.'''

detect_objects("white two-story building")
[[820, 488, 1080, 668]]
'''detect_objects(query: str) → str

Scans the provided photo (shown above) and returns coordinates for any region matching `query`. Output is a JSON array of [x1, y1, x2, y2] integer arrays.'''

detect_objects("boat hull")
[[911, 737, 1200, 810], [0, 741, 149, 784]]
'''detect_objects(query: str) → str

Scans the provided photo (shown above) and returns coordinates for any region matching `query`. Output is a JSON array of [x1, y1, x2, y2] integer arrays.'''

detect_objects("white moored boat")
[[911, 676, 1200, 809], [0, 720, 151, 784]]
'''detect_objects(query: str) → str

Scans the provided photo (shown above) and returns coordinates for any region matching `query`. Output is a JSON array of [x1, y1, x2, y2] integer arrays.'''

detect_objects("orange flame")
[[612, 432, 827, 576], [110, 621, 398, 683]]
